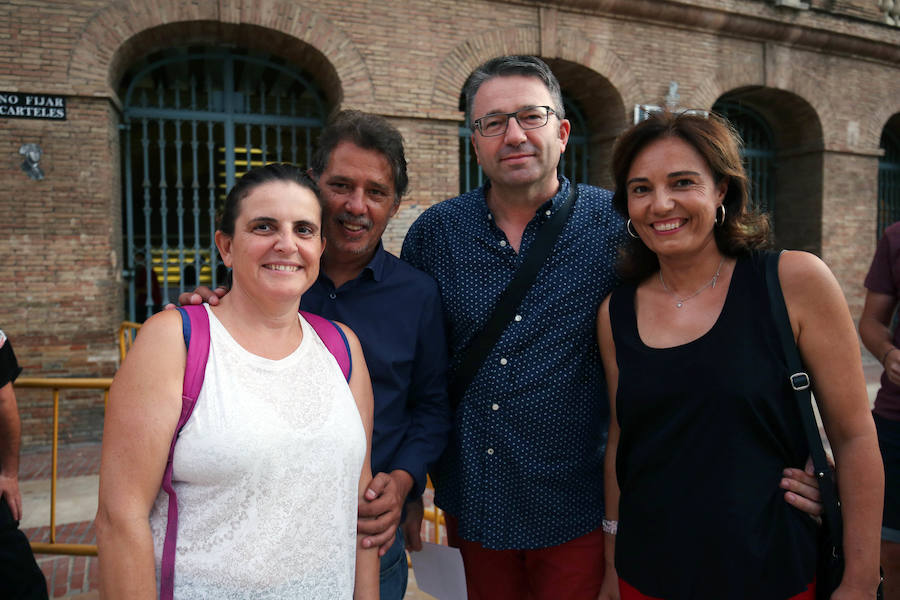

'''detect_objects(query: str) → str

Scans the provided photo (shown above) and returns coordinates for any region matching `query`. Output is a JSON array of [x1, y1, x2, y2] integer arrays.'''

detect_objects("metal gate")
[[459, 96, 590, 193], [120, 49, 327, 320], [713, 101, 776, 218], [878, 128, 900, 238]]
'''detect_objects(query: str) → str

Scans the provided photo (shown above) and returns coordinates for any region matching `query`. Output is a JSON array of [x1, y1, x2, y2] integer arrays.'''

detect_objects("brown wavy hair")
[[611, 111, 770, 282]]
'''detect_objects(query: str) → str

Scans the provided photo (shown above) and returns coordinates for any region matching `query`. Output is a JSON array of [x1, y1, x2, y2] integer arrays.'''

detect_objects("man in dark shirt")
[[183, 111, 451, 600]]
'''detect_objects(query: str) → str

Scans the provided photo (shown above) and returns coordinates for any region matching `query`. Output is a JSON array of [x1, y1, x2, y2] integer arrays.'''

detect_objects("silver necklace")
[[658, 256, 726, 308]]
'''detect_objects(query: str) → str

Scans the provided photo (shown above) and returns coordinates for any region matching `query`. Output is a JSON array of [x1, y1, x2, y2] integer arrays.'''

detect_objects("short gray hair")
[[463, 55, 565, 125]]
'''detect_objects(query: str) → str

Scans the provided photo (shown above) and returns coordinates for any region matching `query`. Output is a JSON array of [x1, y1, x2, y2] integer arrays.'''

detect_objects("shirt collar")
[[317, 241, 387, 289], [363, 241, 388, 282], [480, 175, 572, 222]]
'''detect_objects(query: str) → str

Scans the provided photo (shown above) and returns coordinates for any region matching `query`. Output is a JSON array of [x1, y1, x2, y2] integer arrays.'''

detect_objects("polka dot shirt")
[[401, 177, 625, 550]]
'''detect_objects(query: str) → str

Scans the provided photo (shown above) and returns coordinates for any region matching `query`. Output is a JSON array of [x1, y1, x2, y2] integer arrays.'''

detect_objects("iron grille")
[[120, 49, 327, 320]]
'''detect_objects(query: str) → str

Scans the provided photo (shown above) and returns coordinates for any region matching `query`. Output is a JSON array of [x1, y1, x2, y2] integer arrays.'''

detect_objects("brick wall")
[[2, 0, 899, 446], [2, 97, 121, 446]]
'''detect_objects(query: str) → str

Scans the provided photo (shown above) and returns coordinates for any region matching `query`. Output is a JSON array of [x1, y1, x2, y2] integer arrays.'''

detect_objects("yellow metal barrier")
[[407, 476, 446, 566], [118, 321, 142, 362], [424, 475, 445, 544], [16, 377, 112, 556]]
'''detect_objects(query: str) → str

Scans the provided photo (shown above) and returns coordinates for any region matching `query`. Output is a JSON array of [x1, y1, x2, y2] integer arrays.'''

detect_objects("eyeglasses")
[[472, 106, 557, 137]]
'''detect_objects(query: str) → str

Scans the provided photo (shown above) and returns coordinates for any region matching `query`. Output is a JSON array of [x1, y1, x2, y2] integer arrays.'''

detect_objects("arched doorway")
[[713, 87, 823, 254], [119, 48, 328, 319], [878, 115, 900, 237]]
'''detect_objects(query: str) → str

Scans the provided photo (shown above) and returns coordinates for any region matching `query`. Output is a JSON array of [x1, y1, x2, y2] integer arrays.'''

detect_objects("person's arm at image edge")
[[0, 381, 22, 520], [859, 290, 900, 385]]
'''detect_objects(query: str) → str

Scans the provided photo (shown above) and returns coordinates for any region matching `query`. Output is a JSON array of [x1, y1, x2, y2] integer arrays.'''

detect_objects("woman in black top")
[[596, 112, 882, 600]]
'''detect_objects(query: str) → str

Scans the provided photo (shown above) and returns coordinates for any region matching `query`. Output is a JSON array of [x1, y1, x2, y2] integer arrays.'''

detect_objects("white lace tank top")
[[149, 306, 366, 599]]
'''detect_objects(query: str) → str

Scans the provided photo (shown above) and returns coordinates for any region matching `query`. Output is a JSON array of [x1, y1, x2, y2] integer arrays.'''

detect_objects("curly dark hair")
[[611, 111, 770, 282]]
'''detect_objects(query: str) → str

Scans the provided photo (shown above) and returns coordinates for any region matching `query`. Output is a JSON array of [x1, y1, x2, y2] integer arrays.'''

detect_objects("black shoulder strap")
[[449, 184, 578, 407], [763, 251, 843, 547]]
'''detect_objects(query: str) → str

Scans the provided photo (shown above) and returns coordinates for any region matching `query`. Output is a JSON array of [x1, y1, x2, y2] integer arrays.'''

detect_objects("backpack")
[[159, 304, 352, 600]]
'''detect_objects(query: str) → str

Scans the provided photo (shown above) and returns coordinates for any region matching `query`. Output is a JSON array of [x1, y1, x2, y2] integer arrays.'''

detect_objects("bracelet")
[[601, 519, 618, 535], [882, 347, 897, 366]]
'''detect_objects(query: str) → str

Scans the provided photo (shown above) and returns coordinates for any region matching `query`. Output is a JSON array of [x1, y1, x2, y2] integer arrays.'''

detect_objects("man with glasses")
[[401, 55, 825, 599], [402, 54, 619, 600]]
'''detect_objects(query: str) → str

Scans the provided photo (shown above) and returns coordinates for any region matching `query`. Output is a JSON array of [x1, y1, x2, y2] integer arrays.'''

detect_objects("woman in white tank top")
[[96, 165, 379, 599]]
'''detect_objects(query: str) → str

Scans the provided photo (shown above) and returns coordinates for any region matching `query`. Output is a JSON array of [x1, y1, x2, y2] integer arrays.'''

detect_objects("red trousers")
[[445, 514, 606, 600], [619, 577, 816, 599]]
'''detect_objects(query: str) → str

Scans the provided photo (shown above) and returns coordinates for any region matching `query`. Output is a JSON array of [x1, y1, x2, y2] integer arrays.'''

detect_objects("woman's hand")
[[597, 566, 620, 600], [829, 580, 882, 600]]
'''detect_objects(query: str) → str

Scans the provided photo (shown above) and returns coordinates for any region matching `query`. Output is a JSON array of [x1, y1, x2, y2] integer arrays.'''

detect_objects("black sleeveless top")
[[609, 252, 816, 599]]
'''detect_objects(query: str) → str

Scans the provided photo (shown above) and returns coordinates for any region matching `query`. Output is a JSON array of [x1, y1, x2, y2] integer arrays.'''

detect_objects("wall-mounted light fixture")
[[19, 143, 44, 180]]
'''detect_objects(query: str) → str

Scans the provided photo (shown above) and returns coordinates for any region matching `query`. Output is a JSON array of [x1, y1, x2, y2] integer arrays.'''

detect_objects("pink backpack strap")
[[160, 305, 210, 600], [300, 310, 352, 382]]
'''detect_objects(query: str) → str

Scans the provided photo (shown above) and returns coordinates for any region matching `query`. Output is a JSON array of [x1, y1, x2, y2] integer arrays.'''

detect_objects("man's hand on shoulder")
[[357, 470, 414, 556], [164, 286, 228, 310]]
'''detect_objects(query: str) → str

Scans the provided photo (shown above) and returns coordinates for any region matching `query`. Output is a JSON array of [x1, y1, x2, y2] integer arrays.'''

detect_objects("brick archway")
[[429, 26, 542, 119], [66, 0, 374, 107], [429, 25, 638, 123], [692, 59, 838, 152], [429, 26, 634, 188]]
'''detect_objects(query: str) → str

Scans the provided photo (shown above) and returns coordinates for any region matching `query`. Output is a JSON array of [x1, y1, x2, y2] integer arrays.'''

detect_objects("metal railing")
[[118, 321, 141, 361], [16, 377, 111, 556]]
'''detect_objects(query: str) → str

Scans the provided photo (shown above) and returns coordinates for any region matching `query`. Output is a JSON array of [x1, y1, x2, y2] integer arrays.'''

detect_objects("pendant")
[[676, 302, 684, 308]]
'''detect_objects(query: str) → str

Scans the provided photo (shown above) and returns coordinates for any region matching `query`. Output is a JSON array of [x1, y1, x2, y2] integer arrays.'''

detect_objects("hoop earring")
[[715, 204, 726, 227], [626, 219, 640, 239]]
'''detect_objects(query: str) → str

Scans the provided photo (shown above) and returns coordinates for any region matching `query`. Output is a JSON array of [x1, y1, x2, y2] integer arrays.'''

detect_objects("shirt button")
[[499, 240, 507, 247], [514, 314, 522, 322], [329, 292, 336, 299], [487, 448, 494, 455], [492, 403, 499, 411], [545, 209, 551, 216], [499, 357, 508, 365]]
